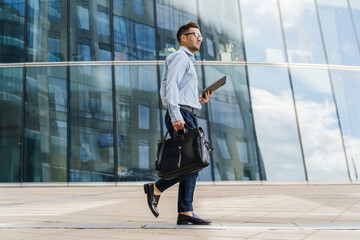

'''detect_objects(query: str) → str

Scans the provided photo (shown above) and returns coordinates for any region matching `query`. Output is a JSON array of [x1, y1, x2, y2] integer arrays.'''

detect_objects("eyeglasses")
[[184, 32, 203, 41]]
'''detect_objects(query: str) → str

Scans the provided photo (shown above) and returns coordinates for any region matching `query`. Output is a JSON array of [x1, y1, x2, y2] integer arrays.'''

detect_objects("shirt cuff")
[[169, 106, 183, 123]]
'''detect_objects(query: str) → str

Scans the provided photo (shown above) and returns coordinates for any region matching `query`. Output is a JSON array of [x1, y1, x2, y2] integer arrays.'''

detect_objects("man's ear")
[[181, 34, 186, 44]]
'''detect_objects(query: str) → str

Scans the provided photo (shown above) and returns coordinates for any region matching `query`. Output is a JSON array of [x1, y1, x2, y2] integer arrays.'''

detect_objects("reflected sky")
[[279, 0, 326, 64], [291, 67, 348, 180], [317, 0, 360, 66], [241, 0, 286, 63], [249, 66, 305, 180], [331, 69, 360, 181]]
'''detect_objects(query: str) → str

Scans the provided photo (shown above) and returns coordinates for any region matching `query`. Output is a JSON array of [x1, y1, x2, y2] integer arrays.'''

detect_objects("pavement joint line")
[[0, 222, 359, 230]]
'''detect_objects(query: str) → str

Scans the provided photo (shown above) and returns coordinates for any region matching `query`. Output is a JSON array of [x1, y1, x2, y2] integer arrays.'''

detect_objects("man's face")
[[182, 27, 203, 53]]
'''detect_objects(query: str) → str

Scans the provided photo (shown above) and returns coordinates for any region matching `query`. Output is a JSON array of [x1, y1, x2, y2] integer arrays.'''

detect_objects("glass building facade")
[[0, 0, 359, 183]]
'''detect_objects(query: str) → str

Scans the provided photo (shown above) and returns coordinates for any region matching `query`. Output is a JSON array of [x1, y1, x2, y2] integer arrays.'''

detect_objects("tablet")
[[202, 76, 227, 97]]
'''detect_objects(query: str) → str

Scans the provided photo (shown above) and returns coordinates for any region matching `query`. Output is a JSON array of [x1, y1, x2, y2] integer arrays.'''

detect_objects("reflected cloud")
[[252, 86, 350, 180]]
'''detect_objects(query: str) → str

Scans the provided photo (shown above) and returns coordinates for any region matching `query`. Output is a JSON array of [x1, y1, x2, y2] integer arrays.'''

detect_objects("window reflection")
[[279, 0, 326, 64], [70, 66, 114, 182], [0, 68, 22, 182], [156, 0, 198, 59], [290, 67, 348, 180], [27, 0, 67, 62], [317, 0, 360, 66], [241, 0, 286, 63], [248, 66, 305, 180], [113, 0, 155, 60], [0, 0, 25, 63], [204, 66, 260, 181], [115, 65, 160, 181], [331, 69, 360, 181], [199, 0, 244, 61], [24, 67, 67, 182], [71, 0, 111, 61]]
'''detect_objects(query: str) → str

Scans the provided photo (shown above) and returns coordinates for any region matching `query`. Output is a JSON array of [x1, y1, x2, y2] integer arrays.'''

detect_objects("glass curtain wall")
[[70, 66, 114, 182], [0, 0, 25, 63], [316, 0, 360, 66], [70, 0, 112, 61], [240, 0, 286, 63], [115, 65, 161, 181], [279, 0, 327, 64], [24, 67, 67, 182], [248, 66, 305, 180], [198, 0, 244, 61], [204, 65, 260, 181], [331, 69, 360, 181], [27, 0, 67, 62], [290, 67, 348, 180], [156, 0, 197, 60], [113, 0, 156, 60], [0, 67, 23, 182]]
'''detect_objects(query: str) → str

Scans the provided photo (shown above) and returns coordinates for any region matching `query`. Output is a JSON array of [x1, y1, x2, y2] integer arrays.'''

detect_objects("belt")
[[180, 105, 199, 116]]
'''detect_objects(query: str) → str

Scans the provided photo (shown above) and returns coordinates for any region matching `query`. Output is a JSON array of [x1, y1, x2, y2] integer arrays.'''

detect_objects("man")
[[143, 21, 213, 225]]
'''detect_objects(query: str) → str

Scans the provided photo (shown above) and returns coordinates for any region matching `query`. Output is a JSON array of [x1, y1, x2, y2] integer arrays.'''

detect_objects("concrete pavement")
[[0, 182, 359, 239]]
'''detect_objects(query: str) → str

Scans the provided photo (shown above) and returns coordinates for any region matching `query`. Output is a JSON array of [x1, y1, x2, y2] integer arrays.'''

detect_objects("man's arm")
[[165, 53, 188, 130]]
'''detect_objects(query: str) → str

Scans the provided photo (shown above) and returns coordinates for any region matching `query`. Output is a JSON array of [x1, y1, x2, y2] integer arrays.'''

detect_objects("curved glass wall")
[[248, 66, 305, 180], [24, 67, 67, 182], [199, 0, 244, 61], [27, 0, 67, 62], [241, 0, 286, 63], [290, 67, 348, 180], [316, 0, 360, 66], [0, 67, 22, 182], [1, 0, 360, 183], [331, 69, 360, 181], [0, 0, 25, 63]]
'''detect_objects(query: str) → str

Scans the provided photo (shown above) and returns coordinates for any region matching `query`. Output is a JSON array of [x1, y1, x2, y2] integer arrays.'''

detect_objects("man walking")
[[143, 21, 212, 225]]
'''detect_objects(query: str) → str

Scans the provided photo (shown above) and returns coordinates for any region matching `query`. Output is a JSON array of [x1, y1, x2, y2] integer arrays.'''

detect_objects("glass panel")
[[331, 69, 360, 181], [0, 0, 25, 63], [204, 65, 260, 181], [24, 67, 67, 182], [0, 68, 22, 182], [248, 66, 305, 180], [279, 0, 326, 64], [241, 0, 286, 63], [27, 0, 67, 62], [199, 0, 244, 61], [316, 0, 360, 66], [115, 65, 160, 181], [290, 67, 348, 180], [70, 66, 114, 182], [349, 0, 360, 43], [156, 0, 198, 60], [113, 0, 155, 60], [71, 0, 111, 61]]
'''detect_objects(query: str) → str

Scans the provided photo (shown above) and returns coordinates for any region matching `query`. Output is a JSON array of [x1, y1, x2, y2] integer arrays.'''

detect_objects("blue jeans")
[[155, 109, 199, 212]]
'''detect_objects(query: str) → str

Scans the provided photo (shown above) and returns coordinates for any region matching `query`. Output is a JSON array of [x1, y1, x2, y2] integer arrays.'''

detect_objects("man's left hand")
[[199, 91, 213, 104]]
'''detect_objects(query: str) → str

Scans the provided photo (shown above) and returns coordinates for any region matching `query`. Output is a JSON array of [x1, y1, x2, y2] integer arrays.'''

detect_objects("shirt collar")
[[180, 46, 196, 63]]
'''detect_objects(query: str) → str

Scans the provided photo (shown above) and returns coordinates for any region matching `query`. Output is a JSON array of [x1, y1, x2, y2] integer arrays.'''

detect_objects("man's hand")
[[199, 91, 213, 104], [173, 120, 186, 131]]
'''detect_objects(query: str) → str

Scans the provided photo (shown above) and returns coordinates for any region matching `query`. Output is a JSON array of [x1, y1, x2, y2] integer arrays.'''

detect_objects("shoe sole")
[[177, 221, 211, 225]]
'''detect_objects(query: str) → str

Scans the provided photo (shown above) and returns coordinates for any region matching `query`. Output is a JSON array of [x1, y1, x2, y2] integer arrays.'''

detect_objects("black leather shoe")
[[143, 183, 160, 218], [177, 213, 212, 225]]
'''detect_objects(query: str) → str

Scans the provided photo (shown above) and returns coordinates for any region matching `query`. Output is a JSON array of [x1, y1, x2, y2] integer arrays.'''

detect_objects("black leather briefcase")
[[155, 125, 212, 180]]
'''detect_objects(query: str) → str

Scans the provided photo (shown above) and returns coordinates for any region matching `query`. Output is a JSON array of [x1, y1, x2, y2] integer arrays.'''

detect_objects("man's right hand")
[[172, 120, 185, 131]]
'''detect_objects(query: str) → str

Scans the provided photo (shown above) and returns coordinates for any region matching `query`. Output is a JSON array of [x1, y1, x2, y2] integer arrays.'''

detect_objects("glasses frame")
[[183, 32, 203, 41]]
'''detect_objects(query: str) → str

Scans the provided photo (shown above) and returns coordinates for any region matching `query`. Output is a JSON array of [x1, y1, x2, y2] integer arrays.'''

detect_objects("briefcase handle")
[[157, 124, 193, 168]]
